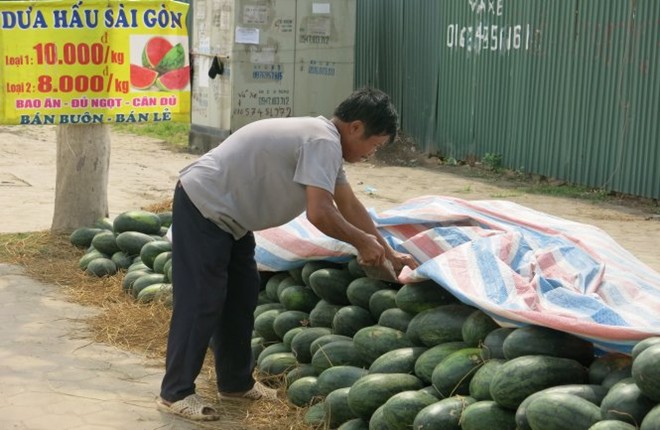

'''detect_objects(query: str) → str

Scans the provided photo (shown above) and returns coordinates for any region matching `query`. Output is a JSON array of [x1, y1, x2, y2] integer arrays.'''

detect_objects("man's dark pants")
[[160, 183, 260, 402]]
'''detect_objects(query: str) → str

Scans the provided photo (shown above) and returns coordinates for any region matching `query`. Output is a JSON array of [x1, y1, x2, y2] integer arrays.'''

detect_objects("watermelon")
[[122, 269, 150, 293], [368, 404, 389, 429], [460, 400, 516, 430], [287, 376, 320, 407], [347, 373, 424, 421], [139, 240, 172, 269], [115, 231, 156, 256], [346, 277, 388, 309], [156, 211, 172, 228], [130, 64, 158, 90], [279, 285, 320, 312], [431, 347, 484, 397], [111, 251, 132, 270], [301, 260, 340, 286], [515, 384, 609, 430], [136, 282, 171, 304], [311, 340, 366, 373], [272, 310, 310, 340], [93, 217, 113, 231], [304, 402, 326, 426], [282, 327, 307, 348], [346, 257, 367, 278], [113, 210, 161, 234], [79, 249, 108, 270], [489, 355, 589, 409], [368, 347, 427, 374], [257, 352, 297, 376], [412, 395, 476, 429], [462, 309, 500, 347], [287, 265, 304, 285], [285, 363, 317, 387], [152, 251, 171, 274], [253, 309, 284, 342], [481, 327, 515, 360], [591, 421, 638, 430], [310, 334, 353, 357], [368, 288, 398, 320], [332, 305, 375, 337], [589, 352, 633, 384], [502, 325, 595, 366], [290, 327, 332, 363], [641, 404, 660, 430], [526, 393, 602, 430], [381, 390, 437, 430], [406, 304, 475, 347], [394, 280, 457, 314], [353, 325, 414, 365], [317, 365, 369, 397], [276, 276, 300, 301], [414, 341, 469, 384], [131, 273, 166, 298], [254, 302, 285, 318], [309, 268, 355, 306], [309, 300, 343, 328], [325, 387, 359, 429], [632, 343, 660, 401], [632, 336, 660, 359], [378, 308, 414, 332], [265, 272, 289, 301], [70, 227, 104, 247], [256, 343, 290, 368], [141, 36, 173, 69], [468, 358, 506, 401], [91, 231, 120, 255], [602, 366, 633, 390], [156, 66, 190, 91], [337, 418, 369, 430], [600, 378, 656, 425], [85, 257, 117, 277]]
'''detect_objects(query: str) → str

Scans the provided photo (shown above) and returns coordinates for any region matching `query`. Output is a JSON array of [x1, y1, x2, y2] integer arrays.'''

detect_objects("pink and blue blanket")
[[255, 195, 660, 354]]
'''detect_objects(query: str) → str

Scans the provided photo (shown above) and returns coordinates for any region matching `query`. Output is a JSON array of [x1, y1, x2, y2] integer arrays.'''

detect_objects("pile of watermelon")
[[253, 261, 660, 430], [69, 210, 173, 305]]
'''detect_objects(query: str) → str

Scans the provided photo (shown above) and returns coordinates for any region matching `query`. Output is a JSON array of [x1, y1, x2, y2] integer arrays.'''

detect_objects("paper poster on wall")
[[312, 3, 330, 14], [235, 27, 260, 44]]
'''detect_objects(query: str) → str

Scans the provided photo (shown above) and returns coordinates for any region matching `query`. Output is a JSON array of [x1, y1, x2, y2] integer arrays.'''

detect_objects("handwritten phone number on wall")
[[446, 23, 541, 53]]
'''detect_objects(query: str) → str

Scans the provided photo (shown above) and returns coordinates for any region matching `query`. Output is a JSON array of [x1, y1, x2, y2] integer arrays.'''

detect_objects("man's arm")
[[311, 182, 418, 271], [305, 185, 386, 266]]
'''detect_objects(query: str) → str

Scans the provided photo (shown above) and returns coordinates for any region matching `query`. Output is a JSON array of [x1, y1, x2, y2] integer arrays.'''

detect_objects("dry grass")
[[0, 205, 318, 430]]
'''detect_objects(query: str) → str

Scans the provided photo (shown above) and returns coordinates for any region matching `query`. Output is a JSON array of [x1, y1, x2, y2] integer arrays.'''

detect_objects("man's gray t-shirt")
[[179, 116, 348, 239]]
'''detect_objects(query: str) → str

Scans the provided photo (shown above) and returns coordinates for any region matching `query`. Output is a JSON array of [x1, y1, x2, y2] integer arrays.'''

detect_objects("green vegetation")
[[112, 121, 189, 152]]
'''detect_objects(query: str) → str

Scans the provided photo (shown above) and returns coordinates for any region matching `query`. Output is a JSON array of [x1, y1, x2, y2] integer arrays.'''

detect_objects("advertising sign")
[[0, 0, 190, 125]]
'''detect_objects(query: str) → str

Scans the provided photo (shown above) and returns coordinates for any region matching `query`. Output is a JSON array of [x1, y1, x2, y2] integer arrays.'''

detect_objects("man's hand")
[[387, 250, 419, 272], [355, 233, 386, 266]]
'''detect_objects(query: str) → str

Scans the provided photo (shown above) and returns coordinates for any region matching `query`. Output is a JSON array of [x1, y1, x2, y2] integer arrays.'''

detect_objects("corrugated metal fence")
[[355, 0, 659, 199]]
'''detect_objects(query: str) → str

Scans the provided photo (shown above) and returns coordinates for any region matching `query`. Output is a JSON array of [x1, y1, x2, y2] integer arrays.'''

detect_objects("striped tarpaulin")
[[254, 195, 660, 354]]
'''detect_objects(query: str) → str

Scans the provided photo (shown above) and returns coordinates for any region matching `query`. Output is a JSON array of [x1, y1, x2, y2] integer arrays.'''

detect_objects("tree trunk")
[[51, 124, 111, 233]]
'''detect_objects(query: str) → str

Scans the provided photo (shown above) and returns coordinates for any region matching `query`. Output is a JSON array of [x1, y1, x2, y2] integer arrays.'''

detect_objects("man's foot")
[[156, 393, 220, 421], [218, 381, 278, 401]]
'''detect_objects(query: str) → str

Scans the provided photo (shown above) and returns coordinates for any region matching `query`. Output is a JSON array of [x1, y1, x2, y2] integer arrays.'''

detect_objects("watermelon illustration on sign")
[[130, 64, 158, 90], [131, 36, 189, 91]]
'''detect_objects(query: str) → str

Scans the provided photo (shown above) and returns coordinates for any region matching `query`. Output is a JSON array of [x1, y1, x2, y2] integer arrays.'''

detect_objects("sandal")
[[156, 393, 220, 421], [218, 381, 278, 401]]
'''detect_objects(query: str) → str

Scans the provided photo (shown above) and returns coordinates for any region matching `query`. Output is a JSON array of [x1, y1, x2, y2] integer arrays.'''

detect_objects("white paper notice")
[[235, 27, 260, 44], [198, 57, 210, 88], [312, 3, 330, 14]]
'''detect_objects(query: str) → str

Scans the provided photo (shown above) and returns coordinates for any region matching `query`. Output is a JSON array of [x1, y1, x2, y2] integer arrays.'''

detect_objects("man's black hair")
[[333, 87, 399, 142]]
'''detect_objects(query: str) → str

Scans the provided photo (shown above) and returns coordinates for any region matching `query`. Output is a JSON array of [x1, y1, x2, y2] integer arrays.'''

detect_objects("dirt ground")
[[1, 124, 659, 274]]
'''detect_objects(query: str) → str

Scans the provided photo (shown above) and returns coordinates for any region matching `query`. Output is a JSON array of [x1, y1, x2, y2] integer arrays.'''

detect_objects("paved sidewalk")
[[0, 263, 204, 430]]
